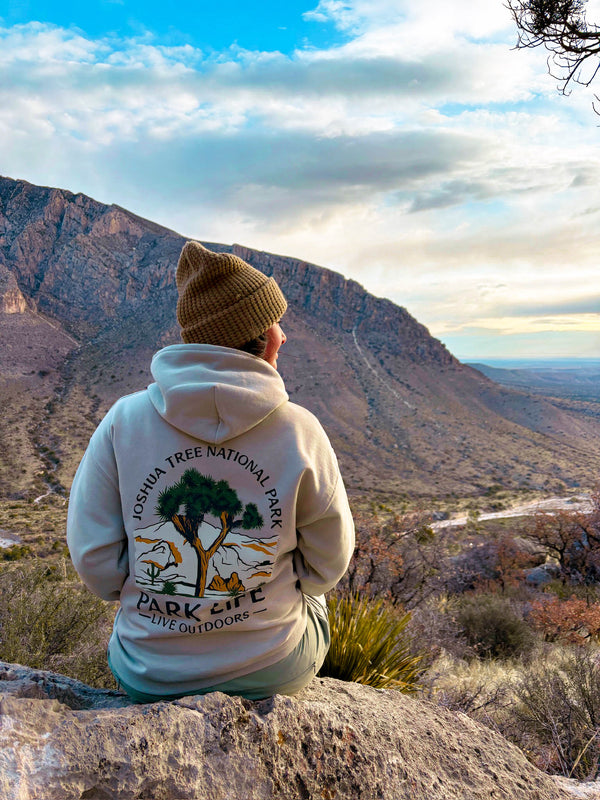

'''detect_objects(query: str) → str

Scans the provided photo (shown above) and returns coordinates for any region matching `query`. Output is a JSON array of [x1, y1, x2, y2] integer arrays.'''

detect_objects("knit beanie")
[[176, 241, 287, 347]]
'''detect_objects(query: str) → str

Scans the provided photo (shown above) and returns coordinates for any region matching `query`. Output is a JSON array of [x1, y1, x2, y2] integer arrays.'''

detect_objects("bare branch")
[[507, 0, 600, 95]]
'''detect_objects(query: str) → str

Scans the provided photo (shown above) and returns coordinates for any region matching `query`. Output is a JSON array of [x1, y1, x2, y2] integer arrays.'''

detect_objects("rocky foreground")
[[0, 661, 594, 800]]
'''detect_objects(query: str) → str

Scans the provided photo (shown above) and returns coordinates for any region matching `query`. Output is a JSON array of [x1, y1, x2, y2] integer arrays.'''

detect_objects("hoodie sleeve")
[[293, 432, 355, 596], [67, 413, 128, 602]]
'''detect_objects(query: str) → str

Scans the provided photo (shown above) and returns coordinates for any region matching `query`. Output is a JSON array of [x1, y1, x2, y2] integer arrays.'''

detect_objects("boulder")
[[525, 563, 560, 587], [0, 661, 591, 800]]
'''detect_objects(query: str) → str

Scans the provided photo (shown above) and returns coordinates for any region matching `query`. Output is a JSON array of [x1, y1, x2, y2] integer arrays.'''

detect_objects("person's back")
[[67, 242, 355, 702]]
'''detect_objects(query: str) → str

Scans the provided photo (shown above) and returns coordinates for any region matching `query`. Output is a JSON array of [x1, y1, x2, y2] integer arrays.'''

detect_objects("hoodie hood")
[[147, 344, 289, 443]]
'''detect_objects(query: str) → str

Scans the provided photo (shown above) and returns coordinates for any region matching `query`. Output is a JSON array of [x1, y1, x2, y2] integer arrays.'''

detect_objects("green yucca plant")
[[319, 593, 423, 692]]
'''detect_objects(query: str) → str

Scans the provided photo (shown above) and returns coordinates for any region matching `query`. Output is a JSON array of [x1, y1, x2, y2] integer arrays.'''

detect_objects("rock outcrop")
[[0, 264, 27, 313], [0, 661, 589, 800], [207, 572, 246, 593]]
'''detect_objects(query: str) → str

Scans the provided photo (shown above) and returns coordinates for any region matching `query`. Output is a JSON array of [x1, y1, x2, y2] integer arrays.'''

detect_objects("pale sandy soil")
[[0, 530, 21, 549], [432, 494, 593, 530]]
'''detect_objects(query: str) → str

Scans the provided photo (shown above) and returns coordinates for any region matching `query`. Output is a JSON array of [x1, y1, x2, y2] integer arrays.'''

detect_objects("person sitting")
[[67, 241, 355, 702]]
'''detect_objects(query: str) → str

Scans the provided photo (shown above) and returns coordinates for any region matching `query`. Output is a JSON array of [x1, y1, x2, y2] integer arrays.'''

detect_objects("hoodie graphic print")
[[67, 344, 355, 693], [131, 445, 284, 628]]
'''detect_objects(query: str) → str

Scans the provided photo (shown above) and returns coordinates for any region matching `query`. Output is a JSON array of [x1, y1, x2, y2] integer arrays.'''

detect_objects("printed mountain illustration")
[[133, 517, 277, 599], [134, 534, 190, 592], [1, 174, 599, 500]]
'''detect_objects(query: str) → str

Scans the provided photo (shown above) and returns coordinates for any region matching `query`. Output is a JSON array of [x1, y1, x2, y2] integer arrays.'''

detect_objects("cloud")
[[495, 298, 600, 317], [0, 25, 578, 225], [441, 329, 600, 359], [0, 18, 553, 144], [303, 1, 359, 30], [303, 0, 512, 39], [0, 13, 599, 358], [408, 179, 496, 212], [211, 54, 473, 99], [440, 314, 600, 334], [69, 126, 485, 234]]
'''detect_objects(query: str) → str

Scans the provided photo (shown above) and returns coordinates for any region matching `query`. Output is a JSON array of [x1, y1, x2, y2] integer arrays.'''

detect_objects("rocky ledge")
[[0, 661, 594, 800]]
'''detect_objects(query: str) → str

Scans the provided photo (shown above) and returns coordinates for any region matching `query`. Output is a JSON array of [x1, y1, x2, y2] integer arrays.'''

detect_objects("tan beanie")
[[176, 241, 287, 347]]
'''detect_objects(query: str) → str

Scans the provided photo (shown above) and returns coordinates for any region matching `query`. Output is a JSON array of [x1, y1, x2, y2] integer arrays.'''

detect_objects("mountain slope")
[[468, 362, 600, 402], [1, 175, 599, 500]]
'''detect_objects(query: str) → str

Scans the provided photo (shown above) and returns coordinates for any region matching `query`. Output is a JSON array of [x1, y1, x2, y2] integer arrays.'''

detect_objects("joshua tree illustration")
[[155, 468, 263, 598]]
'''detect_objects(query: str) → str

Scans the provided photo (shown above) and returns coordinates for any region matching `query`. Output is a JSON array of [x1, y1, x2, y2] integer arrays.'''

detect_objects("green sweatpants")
[[108, 594, 330, 703]]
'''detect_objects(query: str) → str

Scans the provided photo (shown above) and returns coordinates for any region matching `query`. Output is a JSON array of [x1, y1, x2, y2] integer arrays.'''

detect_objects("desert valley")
[[1, 175, 600, 798]]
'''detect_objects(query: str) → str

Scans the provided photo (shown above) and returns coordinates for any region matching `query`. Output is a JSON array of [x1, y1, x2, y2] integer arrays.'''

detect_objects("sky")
[[1, 0, 599, 359]]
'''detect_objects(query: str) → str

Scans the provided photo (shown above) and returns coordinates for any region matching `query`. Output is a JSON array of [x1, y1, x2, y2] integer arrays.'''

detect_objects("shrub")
[[0, 544, 32, 561], [453, 593, 536, 660], [525, 497, 600, 587], [407, 595, 471, 662], [421, 651, 514, 725], [318, 593, 424, 691], [529, 595, 600, 644], [341, 508, 443, 608], [446, 535, 536, 596], [0, 560, 116, 687], [512, 648, 600, 779]]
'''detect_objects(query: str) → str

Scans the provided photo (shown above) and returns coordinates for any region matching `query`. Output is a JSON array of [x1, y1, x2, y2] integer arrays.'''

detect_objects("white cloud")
[[0, 15, 598, 358], [304, 0, 513, 41], [0, 21, 102, 63]]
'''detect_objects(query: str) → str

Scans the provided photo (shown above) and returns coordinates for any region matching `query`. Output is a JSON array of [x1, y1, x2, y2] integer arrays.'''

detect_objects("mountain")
[[132, 519, 278, 598], [1, 175, 599, 500], [468, 361, 600, 402]]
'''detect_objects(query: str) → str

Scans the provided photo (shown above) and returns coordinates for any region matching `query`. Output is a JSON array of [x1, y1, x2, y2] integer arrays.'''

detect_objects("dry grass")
[[421, 644, 600, 780], [422, 651, 524, 706], [0, 559, 116, 688]]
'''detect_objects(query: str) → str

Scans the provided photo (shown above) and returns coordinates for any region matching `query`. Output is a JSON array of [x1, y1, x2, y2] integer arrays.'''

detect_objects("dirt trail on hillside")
[[432, 494, 593, 530]]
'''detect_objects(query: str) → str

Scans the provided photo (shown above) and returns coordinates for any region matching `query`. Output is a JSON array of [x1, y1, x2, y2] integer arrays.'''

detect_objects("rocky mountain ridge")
[[1, 174, 599, 499]]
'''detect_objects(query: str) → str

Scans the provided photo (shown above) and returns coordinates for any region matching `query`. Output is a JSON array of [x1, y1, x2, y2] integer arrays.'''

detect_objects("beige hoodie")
[[67, 344, 355, 695]]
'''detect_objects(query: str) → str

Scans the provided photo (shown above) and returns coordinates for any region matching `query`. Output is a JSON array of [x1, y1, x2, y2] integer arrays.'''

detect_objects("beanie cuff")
[[180, 277, 287, 347]]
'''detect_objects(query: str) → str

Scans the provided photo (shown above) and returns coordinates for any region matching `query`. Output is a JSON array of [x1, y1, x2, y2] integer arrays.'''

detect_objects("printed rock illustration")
[[153, 469, 264, 598], [207, 572, 245, 594]]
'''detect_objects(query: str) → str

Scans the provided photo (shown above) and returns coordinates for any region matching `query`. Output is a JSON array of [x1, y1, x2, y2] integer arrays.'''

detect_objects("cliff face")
[[0, 179, 179, 336], [0, 174, 599, 500], [230, 244, 457, 368], [0, 178, 454, 367]]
